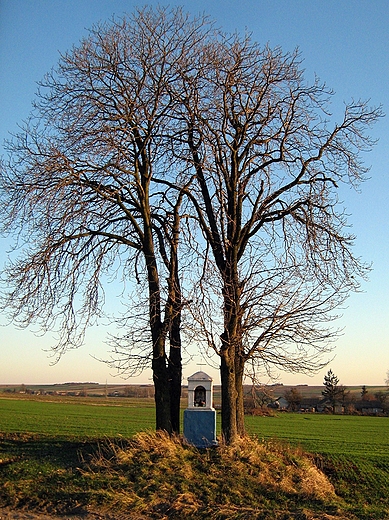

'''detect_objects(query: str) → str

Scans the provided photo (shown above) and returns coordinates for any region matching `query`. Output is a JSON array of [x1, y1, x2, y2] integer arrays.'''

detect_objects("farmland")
[[0, 395, 155, 438], [1, 394, 388, 455], [0, 394, 389, 518], [246, 413, 389, 458], [245, 412, 389, 519]]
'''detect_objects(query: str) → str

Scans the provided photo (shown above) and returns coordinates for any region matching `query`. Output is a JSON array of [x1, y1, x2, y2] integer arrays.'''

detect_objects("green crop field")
[[245, 413, 389, 519], [2, 396, 388, 457], [1, 396, 389, 518], [246, 413, 389, 458], [0, 396, 155, 438]]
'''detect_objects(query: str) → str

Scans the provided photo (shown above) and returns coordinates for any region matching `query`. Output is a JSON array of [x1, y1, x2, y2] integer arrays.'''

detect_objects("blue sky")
[[0, 0, 388, 386]]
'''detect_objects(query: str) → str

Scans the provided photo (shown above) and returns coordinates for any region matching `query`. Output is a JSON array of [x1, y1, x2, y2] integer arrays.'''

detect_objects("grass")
[[246, 413, 389, 519], [0, 395, 155, 438], [0, 432, 97, 514], [0, 431, 346, 519], [245, 413, 389, 457], [1, 396, 389, 518]]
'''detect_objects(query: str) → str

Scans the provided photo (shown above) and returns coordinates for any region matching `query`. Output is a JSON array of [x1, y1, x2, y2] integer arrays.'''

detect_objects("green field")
[[246, 412, 389, 519], [2, 396, 388, 457], [246, 413, 389, 458], [1, 396, 389, 518], [0, 396, 155, 438]]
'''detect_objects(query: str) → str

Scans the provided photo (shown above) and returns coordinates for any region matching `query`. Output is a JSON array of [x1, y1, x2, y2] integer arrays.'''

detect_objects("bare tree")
[[0, 7, 212, 433], [337, 384, 350, 407], [249, 384, 274, 408], [178, 34, 382, 442]]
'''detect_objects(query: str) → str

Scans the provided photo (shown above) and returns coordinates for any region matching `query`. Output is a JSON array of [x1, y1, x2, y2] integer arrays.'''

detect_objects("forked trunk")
[[167, 204, 183, 434], [144, 222, 172, 433]]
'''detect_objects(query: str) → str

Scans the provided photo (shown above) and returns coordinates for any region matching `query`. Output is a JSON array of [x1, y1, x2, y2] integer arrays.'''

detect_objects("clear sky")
[[0, 0, 388, 387]]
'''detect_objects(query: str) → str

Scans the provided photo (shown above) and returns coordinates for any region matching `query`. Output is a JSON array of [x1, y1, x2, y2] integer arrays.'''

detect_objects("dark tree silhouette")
[[322, 369, 342, 413]]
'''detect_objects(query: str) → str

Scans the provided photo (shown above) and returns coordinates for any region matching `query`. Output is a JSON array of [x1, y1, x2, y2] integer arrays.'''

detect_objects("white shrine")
[[183, 371, 218, 448]]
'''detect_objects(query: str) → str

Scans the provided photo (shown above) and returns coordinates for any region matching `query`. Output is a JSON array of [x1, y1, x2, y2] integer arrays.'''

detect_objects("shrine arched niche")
[[194, 385, 206, 407]]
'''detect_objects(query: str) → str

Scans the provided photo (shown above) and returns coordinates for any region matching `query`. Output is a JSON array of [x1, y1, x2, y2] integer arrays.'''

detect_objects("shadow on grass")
[[1, 432, 96, 464], [0, 432, 101, 515]]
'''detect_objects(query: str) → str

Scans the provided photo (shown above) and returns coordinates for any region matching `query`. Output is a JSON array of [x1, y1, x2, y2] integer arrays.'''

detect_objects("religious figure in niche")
[[194, 385, 206, 407]]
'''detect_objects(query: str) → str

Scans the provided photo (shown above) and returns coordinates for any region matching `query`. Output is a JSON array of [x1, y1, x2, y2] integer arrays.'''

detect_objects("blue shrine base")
[[183, 409, 218, 448]]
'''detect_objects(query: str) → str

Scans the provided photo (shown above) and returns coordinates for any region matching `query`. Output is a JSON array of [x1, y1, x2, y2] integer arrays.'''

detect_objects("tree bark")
[[235, 354, 246, 437], [220, 334, 246, 440], [143, 187, 172, 432], [152, 352, 172, 432], [220, 345, 238, 444], [169, 309, 182, 434]]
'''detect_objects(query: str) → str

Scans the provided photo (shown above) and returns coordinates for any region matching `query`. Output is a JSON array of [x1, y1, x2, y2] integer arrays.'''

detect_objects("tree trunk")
[[144, 211, 172, 433], [220, 344, 238, 444], [152, 351, 172, 433], [169, 309, 182, 434], [167, 198, 183, 434], [235, 354, 246, 437], [221, 265, 244, 442]]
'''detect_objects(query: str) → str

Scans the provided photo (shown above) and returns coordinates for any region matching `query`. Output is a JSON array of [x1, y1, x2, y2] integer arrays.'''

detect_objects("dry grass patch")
[[83, 431, 351, 519]]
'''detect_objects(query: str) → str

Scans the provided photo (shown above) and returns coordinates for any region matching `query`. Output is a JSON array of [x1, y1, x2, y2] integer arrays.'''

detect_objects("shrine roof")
[[188, 370, 212, 381]]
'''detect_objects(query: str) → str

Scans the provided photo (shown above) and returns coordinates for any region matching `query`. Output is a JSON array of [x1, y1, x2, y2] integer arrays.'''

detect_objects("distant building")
[[268, 396, 289, 410]]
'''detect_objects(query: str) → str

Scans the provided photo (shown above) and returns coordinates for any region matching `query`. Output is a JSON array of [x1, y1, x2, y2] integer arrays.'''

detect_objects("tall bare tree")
[[0, 7, 212, 433], [178, 34, 382, 443]]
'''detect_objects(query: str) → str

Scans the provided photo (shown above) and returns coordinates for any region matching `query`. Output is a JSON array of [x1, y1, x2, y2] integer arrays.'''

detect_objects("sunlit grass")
[[245, 413, 389, 457], [0, 396, 155, 438]]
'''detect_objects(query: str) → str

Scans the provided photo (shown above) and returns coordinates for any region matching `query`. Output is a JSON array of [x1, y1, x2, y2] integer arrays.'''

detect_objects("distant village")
[[1, 381, 388, 416], [246, 386, 388, 416]]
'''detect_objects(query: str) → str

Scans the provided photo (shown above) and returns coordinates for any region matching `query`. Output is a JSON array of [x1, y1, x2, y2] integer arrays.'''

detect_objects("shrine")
[[183, 370, 218, 448]]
